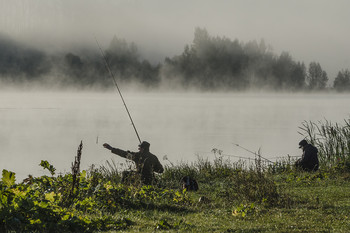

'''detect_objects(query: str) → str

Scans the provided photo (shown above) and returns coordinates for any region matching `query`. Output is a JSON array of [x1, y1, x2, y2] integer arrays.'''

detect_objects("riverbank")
[[1, 155, 350, 232]]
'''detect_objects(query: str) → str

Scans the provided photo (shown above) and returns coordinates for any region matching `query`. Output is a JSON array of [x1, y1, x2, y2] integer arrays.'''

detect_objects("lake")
[[1, 91, 349, 180]]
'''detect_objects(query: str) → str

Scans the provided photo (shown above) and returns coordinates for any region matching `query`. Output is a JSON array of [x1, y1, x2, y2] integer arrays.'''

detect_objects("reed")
[[70, 141, 83, 198], [298, 118, 350, 167]]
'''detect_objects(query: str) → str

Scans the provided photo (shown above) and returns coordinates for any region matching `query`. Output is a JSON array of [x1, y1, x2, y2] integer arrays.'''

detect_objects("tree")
[[307, 62, 328, 90], [65, 53, 83, 70], [291, 62, 306, 89], [192, 27, 210, 57], [333, 69, 350, 92], [272, 52, 294, 89]]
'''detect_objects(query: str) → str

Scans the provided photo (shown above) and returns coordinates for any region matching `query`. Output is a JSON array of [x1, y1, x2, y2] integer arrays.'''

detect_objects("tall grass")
[[93, 153, 282, 207], [298, 118, 350, 167], [5, 133, 350, 232], [146, 154, 283, 206]]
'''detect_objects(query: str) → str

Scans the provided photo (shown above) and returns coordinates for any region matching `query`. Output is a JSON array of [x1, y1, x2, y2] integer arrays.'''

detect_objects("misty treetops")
[[0, 28, 349, 91]]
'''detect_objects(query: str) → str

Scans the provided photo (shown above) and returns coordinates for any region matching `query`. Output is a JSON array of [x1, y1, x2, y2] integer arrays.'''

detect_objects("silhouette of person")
[[103, 141, 164, 185], [295, 139, 319, 171]]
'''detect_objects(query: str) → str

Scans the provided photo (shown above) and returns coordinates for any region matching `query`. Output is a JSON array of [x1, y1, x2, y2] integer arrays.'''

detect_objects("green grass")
[[103, 176, 350, 232], [3, 158, 350, 232], [1, 119, 350, 232]]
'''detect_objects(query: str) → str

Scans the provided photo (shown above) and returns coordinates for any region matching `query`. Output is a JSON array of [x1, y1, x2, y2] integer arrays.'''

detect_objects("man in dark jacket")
[[295, 139, 319, 171], [103, 141, 164, 185]]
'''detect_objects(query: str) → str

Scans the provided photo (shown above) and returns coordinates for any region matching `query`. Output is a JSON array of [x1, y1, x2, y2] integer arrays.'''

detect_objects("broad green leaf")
[[30, 219, 42, 224], [62, 214, 71, 221], [45, 192, 55, 202], [38, 201, 49, 209], [2, 169, 16, 187]]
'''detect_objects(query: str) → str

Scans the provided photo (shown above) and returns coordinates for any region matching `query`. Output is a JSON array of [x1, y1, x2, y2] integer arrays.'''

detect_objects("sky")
[[0, 0, 349, 80]]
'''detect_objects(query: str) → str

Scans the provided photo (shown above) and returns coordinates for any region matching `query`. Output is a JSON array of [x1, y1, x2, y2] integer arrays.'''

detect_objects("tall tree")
[[307, 62, 328, 90], [333, 69, 350, 92], [291, 62, 306, 89]]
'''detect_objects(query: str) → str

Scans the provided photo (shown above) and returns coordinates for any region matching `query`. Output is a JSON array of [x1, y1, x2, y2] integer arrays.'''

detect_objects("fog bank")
[[0, 0, 349, 78]]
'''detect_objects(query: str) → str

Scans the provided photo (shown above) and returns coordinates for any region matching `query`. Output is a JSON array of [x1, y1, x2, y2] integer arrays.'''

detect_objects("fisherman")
[[295, 139, 319, 171], [103, 141, 164, 185]]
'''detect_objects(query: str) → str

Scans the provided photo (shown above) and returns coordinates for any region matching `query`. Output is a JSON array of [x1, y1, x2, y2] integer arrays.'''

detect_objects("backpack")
[[181, 176, 199, 191]]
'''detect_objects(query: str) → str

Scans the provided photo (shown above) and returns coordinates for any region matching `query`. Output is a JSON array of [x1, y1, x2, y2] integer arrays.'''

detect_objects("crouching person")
[[295, 139, 319, 172], [103, 141, 164, 185]]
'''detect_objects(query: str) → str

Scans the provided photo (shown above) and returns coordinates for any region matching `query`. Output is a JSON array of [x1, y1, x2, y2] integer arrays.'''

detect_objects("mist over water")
[[1, 0, 350, 185], [1, 90, 349, 181]]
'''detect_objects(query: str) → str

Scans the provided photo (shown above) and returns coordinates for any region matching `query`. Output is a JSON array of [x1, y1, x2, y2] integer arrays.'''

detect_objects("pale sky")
[[0, 0, 349, 80]]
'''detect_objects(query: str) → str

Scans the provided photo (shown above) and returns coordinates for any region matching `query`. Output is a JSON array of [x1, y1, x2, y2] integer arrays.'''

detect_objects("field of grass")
[[2, 156, 350, 232], [1, 119, 350, 232]]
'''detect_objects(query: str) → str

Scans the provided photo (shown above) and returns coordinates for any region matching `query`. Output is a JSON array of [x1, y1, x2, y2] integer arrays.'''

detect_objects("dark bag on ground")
[[181, 176, 199, 191]]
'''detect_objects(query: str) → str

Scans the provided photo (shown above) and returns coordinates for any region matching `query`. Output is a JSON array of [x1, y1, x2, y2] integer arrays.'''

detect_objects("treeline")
[[0, 34, 159, 88], [0, 35, 50, 82], [1, 28, 350, 91]]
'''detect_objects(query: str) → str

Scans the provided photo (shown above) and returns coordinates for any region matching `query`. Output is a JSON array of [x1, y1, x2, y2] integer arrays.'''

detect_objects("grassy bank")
[[1, 119, 350, 232], [2, 156, 350, 232]]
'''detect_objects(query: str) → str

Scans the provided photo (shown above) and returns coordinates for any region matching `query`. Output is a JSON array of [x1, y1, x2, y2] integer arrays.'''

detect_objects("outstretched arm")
[[103, 143, 112, 150], [103, 143, 130, 159]]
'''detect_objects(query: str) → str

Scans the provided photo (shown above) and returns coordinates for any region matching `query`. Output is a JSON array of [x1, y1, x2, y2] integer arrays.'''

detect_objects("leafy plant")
[[1, 169, 16, 187], [232, 203, 258, 217], [39, 160, 56, 176]]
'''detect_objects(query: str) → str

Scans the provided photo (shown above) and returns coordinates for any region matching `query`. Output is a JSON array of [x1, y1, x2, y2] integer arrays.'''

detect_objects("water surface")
[[1, 91, 349, 180]]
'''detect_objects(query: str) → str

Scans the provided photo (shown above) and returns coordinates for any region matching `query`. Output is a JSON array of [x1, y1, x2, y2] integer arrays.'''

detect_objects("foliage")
[[333, 69, 350, 92], [2, 30, 348, 91], [163, 28, 308, 91], [0, 159, 192, 232], [307, 62, 328, 90], [298, 119, 350, 167], [2, 152, 350, 231], [1, 170, 16, 187], [0, 34, 50, 80], [268, 156, 296, 174], [2, 118, 350, 231], [232, 202, 259, 217], [39, 160, 56, 176]]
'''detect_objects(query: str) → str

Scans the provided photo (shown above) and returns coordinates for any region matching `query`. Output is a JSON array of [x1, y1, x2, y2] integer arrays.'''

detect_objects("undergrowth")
[[1, 118, 350, 232]]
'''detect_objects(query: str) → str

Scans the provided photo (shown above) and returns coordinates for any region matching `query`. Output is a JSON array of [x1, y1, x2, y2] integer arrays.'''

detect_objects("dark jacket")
[[298, 143, 319, 171], [111, 147, 164, 184]]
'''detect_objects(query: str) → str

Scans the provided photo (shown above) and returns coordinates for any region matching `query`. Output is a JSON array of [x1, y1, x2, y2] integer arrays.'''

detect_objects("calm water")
[[1, 91, 349, 180]]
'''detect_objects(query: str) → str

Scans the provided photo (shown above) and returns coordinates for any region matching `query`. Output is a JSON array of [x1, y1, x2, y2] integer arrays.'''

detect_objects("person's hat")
[[139, 141, 150, 149], [299, 139, 308, 148]]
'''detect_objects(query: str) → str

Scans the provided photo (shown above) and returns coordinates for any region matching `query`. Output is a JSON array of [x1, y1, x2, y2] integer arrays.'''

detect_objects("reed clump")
[[299, 118, 350, 169]]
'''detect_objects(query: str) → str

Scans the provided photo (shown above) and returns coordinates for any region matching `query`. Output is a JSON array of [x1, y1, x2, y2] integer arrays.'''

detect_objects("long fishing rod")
[[200, 150, 272, 162], [233, 143, 273, 163], [219, 153, 257, 161], [95, 37, 142, 144]]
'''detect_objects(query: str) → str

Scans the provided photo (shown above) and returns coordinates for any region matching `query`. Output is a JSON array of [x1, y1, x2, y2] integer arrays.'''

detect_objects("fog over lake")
[[1, 91, 349, 180]]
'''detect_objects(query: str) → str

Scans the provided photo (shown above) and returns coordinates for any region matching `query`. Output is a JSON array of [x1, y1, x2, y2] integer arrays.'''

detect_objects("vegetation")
[[299, 118, 350, 168], [334, 69, 350, 92], [163, 28, 307, 91], [1, 119, 350, 232], [1, 29, 350, 91], [306, 62, 328, 90]]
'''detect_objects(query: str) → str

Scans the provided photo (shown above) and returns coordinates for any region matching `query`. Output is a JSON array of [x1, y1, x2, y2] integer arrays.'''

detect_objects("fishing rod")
[[233, 143, 273, 163], [95, 37, 142, 144], [219, 153, 257, 161], [200, 150, 272, 162]]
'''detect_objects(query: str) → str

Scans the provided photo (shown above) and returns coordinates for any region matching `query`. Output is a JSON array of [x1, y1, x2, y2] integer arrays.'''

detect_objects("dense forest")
[[1, 28, 349, 91]]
